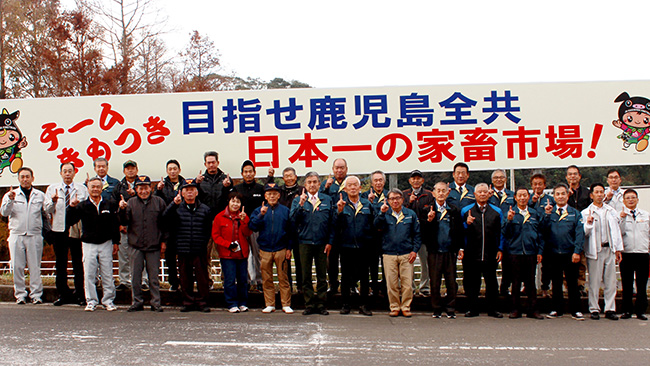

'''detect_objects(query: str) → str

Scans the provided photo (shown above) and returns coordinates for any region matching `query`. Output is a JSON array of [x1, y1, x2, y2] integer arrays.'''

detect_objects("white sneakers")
[[229, 307, 240, 313], [263, 306, 294, 314], [239, 305, 249, 312], [85, 303, 117, 312]]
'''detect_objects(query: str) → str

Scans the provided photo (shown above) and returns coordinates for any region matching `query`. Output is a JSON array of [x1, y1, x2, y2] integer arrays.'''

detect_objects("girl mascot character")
[[0, 109, 26, 174], [613, 92, 650, 152]]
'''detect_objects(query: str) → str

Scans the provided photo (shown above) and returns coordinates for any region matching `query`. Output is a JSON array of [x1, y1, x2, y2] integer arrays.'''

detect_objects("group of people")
[[2, 154, 649, 321]]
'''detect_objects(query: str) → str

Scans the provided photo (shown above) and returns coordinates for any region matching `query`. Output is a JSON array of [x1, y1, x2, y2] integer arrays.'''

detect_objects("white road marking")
[[164, 341, 309, 348]]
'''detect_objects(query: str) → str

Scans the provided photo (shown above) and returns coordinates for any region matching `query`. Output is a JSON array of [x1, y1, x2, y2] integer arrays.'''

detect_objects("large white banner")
[[0, 80, 648, 185]]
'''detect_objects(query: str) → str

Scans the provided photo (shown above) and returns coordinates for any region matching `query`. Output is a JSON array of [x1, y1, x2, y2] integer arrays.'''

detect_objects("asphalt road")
[[1, 303, 649, 366]]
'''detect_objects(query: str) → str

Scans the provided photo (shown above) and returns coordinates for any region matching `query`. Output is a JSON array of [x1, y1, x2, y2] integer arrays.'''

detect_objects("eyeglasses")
[[388, 197, 403, 201]]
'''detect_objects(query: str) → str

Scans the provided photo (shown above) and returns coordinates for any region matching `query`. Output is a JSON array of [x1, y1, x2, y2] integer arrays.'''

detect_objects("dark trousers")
[[620, 252, 649, 315], [428, 252, 457, 314], [540, 252, 552, 291], [548, 253, 581, 315], [340, 247, 371, 307], [291, 235, 301, 290], [299, 243, 327, 310], [221, 258, 248, 308], [165, 239, 179, 287], [178, 254, 210, 307], [500, 253, 512, 294], [463, 258, 498, 313], [327, 244, 340, 292], [510, 254, 538, 314], [369, 236, 383, 296], [52, 231, 84, 300], [130, 248, 161, 307]]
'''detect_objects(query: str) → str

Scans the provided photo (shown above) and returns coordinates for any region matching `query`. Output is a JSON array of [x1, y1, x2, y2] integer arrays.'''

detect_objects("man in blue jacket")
[[319, 158, 348, 295], [291, 172, 333, 315], [334, 176, 375, 316], [361, 170, 389, 297], [448, 162, 475, 210], [501, 187, 544, 319], [541, 183, 585, 321], [425, 182, 463, 319], [488, 169, 515, 297], [374, 188, 421, 317], [249, 184, 293, 314]]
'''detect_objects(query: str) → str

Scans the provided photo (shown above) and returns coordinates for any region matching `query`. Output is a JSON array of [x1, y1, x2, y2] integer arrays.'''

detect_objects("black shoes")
[[590, 311, 600, 320], [638, 314, 648, 321], [318, 308, 329, 315], [340, 305, 351, 315], [151, 306, 164, 312], [465, 311, 479, 318], [488, 312, 503, 319], [302, 307, 316, 315], [53, 297, 70, 306], [509, 310, 522, 319], [605, 311, 618, 320], [180, 305, 193, 312], [359, 305, 372, 316], [128, 304, 144, 312], [527, 312, 544, 320]]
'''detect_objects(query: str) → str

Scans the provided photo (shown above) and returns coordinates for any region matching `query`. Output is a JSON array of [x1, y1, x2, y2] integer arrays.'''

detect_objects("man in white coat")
[[1, 167, 54, 304], [581, 183, 623, 320]]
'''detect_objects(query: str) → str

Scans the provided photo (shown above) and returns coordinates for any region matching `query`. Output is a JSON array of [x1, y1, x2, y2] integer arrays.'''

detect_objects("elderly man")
[[426, 182, 463, 319], [334, 176, 375, 316], [618, 189, 649, 320], [67, 177, 120, 312], [292, 172, 333, 315], [361, 170, 389, 297], [267, 166, 303, 292], [1, 167, 54, 304], [46, 162, 89, 306], [320, 158, 348, 295], [582, 183, 623, 320], [460, 183, 503, 318], [403, 169, 433, 297], [249, 184, 294, 314], [163, 179, 213, 312], [541, 183, 585, 321], [375, 188, 421, 317], [502, 187, 544, 319], [448, 162, 475, 210], [119, 176, 168, 312]]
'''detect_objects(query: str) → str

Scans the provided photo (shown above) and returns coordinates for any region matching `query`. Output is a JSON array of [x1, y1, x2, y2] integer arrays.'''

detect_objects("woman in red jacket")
[[212, 192, 252, 313]]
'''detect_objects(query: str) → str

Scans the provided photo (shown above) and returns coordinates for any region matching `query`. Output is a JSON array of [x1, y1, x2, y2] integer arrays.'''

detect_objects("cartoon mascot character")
[[613, 92, 650, 152], [0, 108, 27, 174]]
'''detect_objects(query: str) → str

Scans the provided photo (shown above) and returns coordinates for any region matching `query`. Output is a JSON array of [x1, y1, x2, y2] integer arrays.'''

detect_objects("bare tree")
[[135, 36, 171, 93], [83, 0, 166, 94], [180, 30, 221, 91]]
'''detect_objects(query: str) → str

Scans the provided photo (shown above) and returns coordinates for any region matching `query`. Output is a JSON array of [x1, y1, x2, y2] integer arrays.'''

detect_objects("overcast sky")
[[62, 0, 650, 88]]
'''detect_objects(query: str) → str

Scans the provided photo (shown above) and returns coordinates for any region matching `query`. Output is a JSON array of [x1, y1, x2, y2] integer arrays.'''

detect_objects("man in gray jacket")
[[618, 189, 649, 320], [1, 167, 53, 304], [119, 175, 167, 312]]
